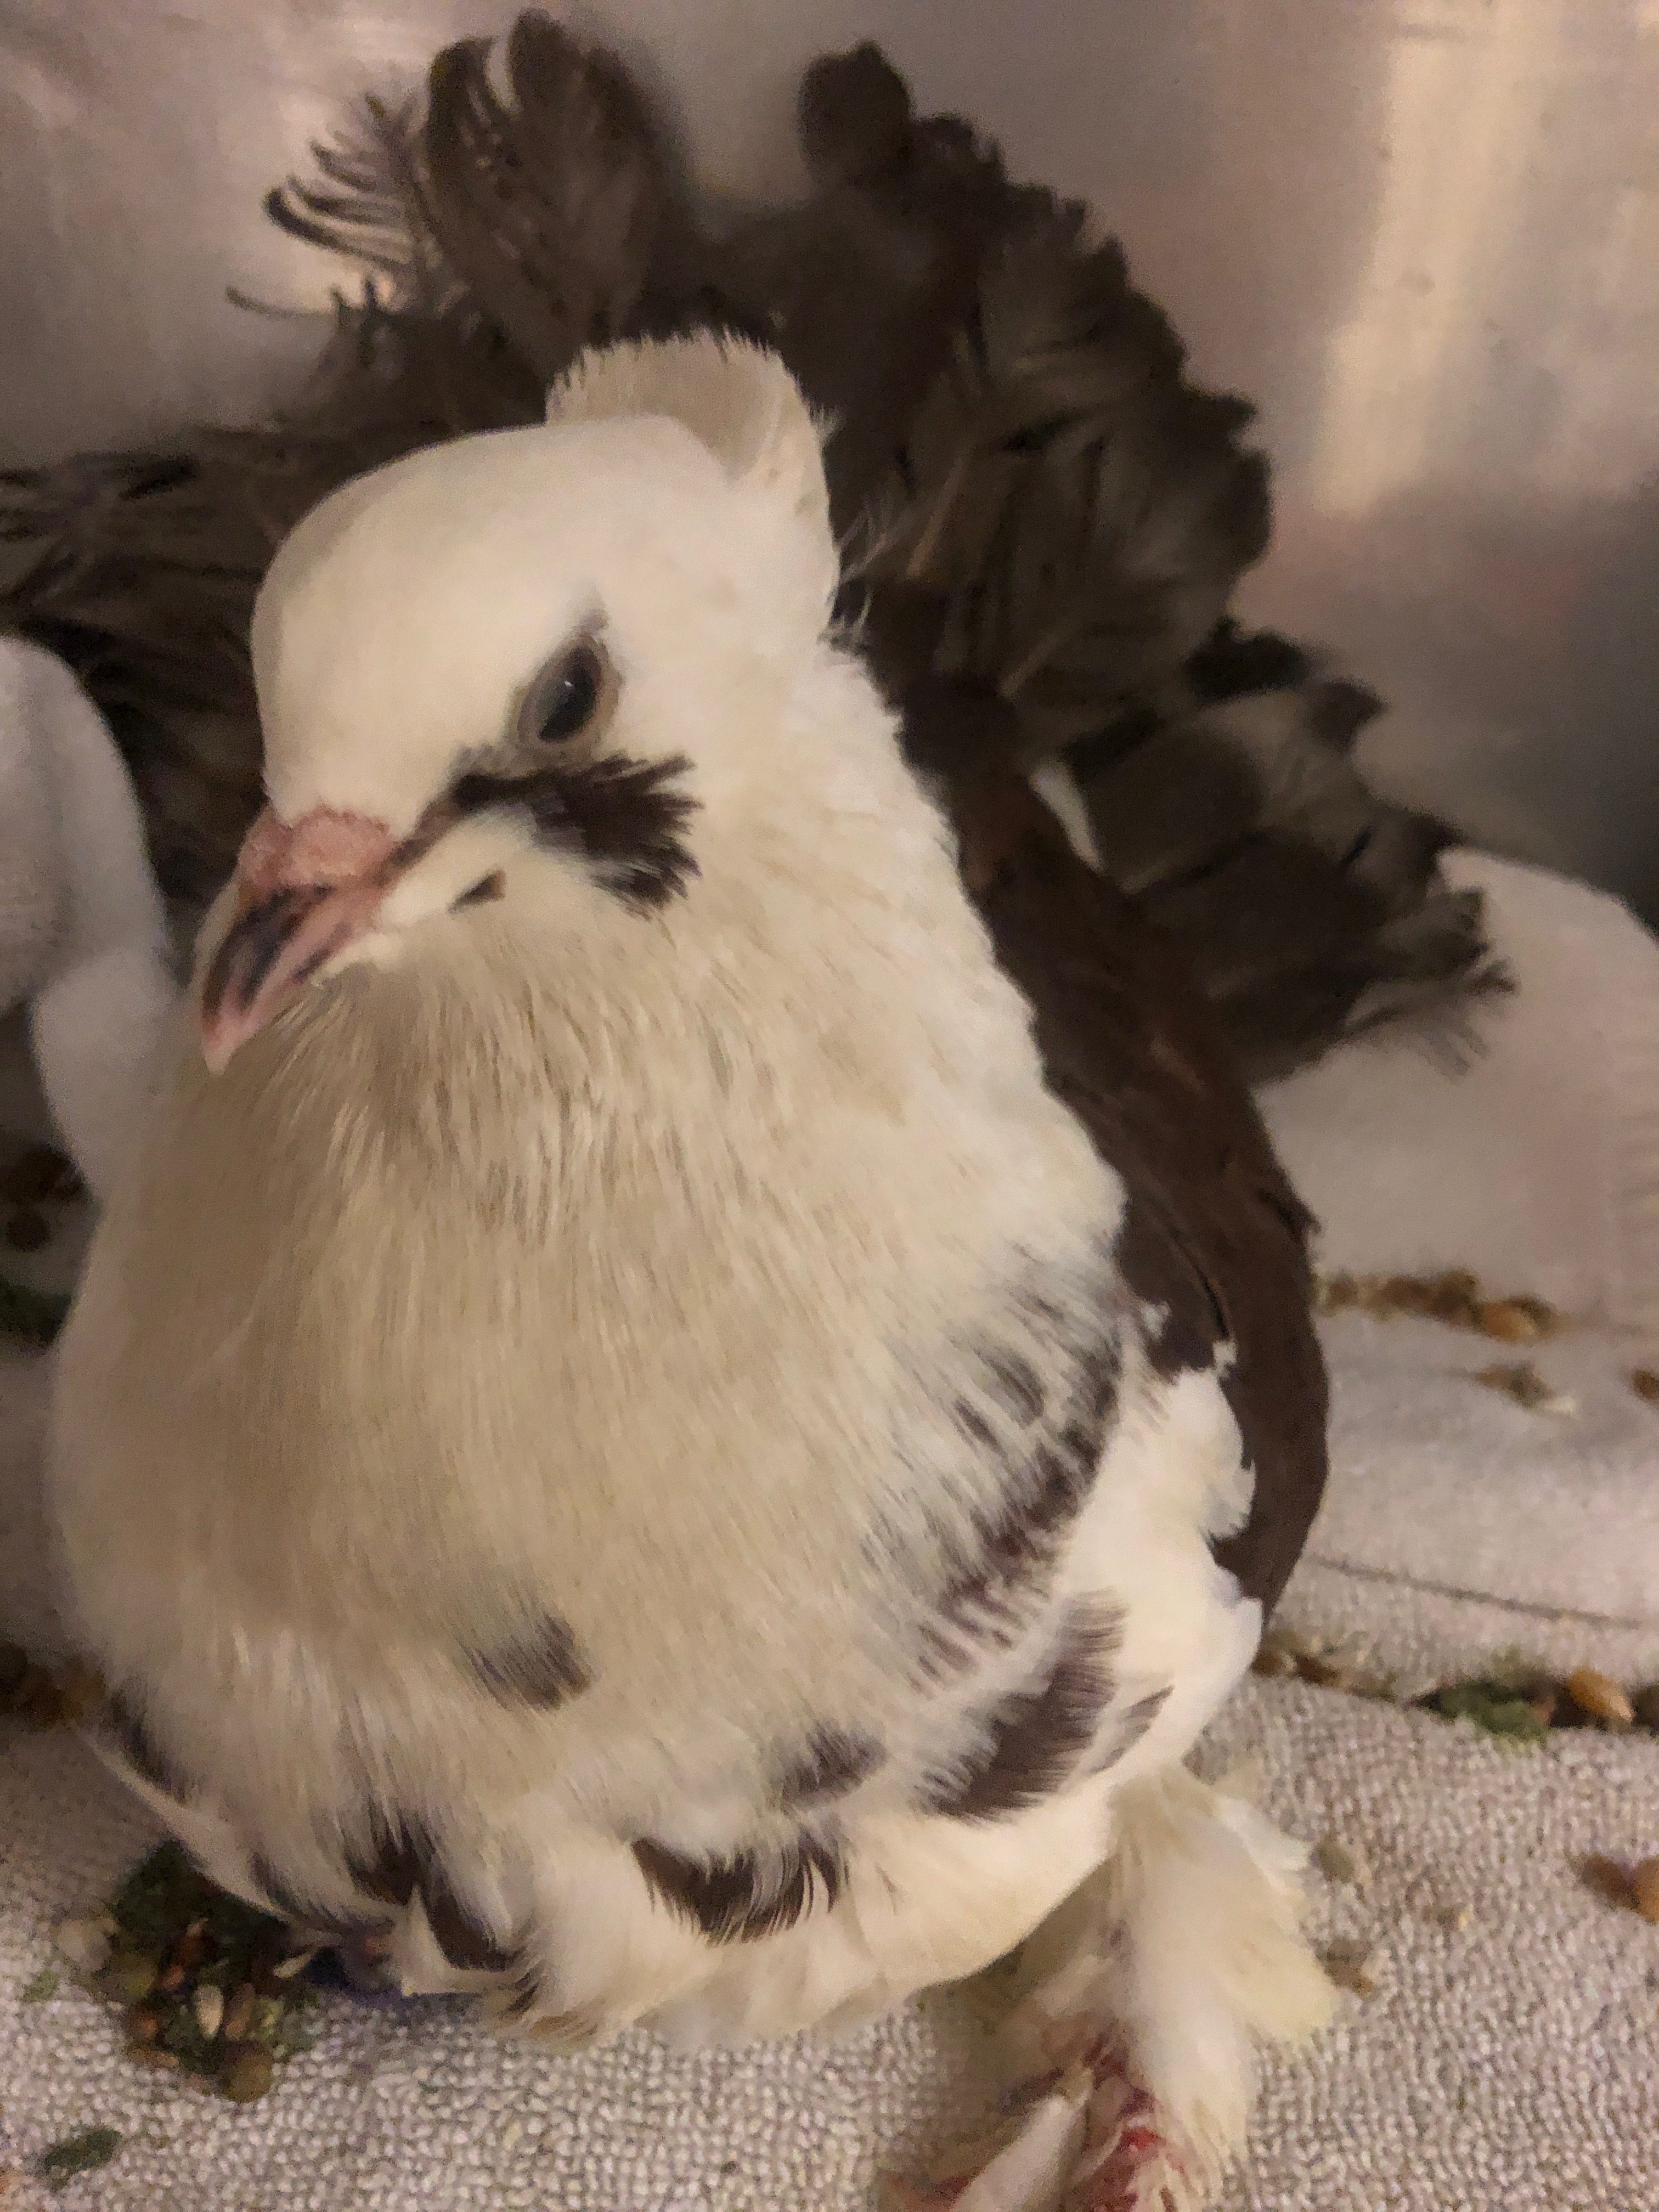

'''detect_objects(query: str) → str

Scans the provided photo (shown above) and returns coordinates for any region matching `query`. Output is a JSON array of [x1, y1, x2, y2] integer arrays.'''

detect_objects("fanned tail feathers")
[[861, 221, 1269, 752], [0, 12, 1507, 1073], [1064, 623, 1511, 1080]]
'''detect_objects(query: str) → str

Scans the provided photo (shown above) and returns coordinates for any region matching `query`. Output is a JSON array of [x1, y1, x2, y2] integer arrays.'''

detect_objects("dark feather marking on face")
[[921, 1607, 1120, 1821], [103, 1688, 190, 1801], [774, 1727, 885, 1808], [345, 1814, 517, 1971], [633, 1832, 844, 1943], [943, 769, 1329, 1623], [452, 751, 699, 909], [462, 1612, 592, 1708]]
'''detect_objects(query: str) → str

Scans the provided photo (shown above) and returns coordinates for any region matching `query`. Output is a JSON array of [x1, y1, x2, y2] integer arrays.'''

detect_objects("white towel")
[[1260, 849, 1659, 1333], [0, 638, 179, 1204]]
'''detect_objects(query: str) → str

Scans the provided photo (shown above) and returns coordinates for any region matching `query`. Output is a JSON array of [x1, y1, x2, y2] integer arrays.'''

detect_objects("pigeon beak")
[[199, 806, 400, 1074]]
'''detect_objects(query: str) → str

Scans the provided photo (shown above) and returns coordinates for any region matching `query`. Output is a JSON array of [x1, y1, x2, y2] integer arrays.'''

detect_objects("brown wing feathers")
[[0, 16, 1504, 1079], [948, 769, 1328, 1620]]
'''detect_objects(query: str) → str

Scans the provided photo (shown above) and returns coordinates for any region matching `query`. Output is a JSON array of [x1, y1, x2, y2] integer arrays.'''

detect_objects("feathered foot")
[[890, 1767, 1332, 2212]]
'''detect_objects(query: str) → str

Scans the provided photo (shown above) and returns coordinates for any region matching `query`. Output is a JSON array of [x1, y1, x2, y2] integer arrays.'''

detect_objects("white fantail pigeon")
[[49, 335, 1331, 2210]]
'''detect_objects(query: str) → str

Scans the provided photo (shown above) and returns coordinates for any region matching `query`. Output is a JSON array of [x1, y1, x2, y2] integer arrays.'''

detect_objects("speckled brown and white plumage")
[[48, 335, 1329, 2196]]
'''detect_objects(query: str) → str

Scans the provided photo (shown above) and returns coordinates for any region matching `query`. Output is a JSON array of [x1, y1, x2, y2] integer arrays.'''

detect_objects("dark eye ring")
[[523, 642, 603, 745]]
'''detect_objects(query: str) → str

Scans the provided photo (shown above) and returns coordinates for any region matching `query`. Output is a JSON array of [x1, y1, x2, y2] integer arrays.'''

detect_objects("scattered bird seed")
[[1471, 1361, 1575, 1415], [77, 1841, 321, 2100], [272, 1948, 317, 1980], [1435, 1901, 1472, 1933], [1579, 1855, 1636, 1910], [1418, 1656, 1649, 1743], [1320, 1940, 1377, 1995], [1475, 1298, 1556, 1344], [224, 2044, 276, 2103], [19, 1967, 59, 2005], [55, 1919, 111, 1976], [103, 1953, 158, 2005], [1313, 1836, 1370, 1887], [1423, 1679, 1550, 1745], [131, 2046, 182, 2073], [1316, 1269, 1560, 1341], [1583, 1852, 1659, 1926], [35, 2128, 123, 2191], [1276, 1628, 1328, 1660], [1249, 1629, 1396, 1700], [1256, 1627, 1324, 1669], [1564, 1666, 1634, 1728]]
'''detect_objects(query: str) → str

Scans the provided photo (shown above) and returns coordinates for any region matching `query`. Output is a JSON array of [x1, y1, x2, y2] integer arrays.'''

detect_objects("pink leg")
[[1066, 2039, 1195, 2212], [887, 2039, 1200, 2212]]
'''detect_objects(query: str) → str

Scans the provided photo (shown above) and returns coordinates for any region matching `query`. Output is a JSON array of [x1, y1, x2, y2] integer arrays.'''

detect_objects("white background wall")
[[3, 1, 1657, 912]]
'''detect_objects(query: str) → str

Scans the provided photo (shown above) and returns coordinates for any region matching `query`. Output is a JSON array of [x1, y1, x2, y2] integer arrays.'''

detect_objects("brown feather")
[[1065, 625, 1512, 1080], [266, 95, 437, 293], [851, 217, 1269, 754], [421, 16, 677, 379], [944, 768, 1328, 1618], [0, 14, 1504, 1079]]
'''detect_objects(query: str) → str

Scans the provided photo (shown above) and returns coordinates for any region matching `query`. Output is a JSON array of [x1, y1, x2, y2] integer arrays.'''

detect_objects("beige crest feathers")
[[548, 335, 840, 624]]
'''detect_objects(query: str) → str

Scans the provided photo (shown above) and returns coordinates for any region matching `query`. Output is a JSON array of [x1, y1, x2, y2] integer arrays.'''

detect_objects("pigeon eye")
[[522, 642, 603, 746]]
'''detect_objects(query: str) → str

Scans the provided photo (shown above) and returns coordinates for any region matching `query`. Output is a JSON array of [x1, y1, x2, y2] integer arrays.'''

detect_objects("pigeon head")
[[198, 334, 842, 1071]]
